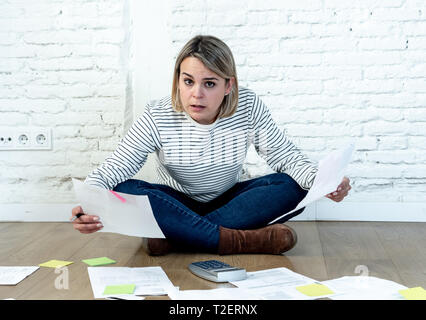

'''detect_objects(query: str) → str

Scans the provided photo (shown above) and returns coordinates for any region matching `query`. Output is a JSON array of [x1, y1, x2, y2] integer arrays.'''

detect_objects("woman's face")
[[178, 57, 234, 125]]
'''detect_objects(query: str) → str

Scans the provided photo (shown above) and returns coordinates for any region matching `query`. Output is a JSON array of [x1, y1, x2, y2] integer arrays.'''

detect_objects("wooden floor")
[[0, 221, 425, 300]]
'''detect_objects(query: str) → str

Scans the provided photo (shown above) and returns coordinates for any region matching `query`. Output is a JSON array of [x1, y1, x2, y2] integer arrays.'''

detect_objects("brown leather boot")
[[142, 238, 173, 256], [217, 224, 298, 255]]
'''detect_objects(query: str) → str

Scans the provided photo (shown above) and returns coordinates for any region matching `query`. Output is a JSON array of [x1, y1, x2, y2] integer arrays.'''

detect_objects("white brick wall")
[[166, 0, 426, 205], [0, 0, 129, 204], [1, 0, 426, 220]]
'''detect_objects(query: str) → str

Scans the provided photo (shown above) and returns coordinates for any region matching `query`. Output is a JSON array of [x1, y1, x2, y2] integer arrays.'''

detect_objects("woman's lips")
[[190, 105, 205, 111]]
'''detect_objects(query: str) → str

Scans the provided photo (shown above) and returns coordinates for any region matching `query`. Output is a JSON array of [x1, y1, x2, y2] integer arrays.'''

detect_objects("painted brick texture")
[[1, 0, 425, 205]]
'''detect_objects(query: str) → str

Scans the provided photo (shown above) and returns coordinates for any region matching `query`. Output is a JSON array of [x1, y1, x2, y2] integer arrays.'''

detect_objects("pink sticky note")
[[109, 190, 126, 203]]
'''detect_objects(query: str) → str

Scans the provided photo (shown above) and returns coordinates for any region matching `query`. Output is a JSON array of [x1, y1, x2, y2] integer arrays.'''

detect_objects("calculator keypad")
[[192, 260, 231, 270]]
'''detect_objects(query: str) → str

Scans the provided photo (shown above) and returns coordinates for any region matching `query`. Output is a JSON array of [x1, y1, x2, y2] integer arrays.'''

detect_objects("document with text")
[[0, 266, 39, 285], [87, 266, 175, 299], [322, 276, 407, 300], [168, 287, 261, 300], [230, 267, 324, 300]]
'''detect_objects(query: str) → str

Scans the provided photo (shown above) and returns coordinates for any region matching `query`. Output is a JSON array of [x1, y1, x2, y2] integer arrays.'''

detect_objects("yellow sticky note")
[[296, 283, 335, 297], [39, 260, 73, 268], [398, 287, 426, 300]]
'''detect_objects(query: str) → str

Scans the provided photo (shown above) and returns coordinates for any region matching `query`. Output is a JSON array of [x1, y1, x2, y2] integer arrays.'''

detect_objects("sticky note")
[[398, 287, 426, 300], [103, 284, 136, 295], [82, 257, 116, 266], [296, 283, 335, 297], [39, 260, 73, 268]]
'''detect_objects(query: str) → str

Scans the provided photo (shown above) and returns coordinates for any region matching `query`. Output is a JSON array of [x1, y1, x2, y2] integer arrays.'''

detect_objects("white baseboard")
[[291, 200, 426, 222], [1, 201, 426, 222]]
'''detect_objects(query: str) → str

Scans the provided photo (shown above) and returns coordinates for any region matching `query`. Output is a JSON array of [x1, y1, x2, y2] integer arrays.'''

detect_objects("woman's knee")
[[113, 179, 153, 194], [266, 173, 307, 201], [263, 172, 300, 187]]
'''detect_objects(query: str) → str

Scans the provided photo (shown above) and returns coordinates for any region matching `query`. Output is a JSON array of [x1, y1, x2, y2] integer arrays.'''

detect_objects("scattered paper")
[[82, 257, 116, 266], [103, 284, 135, 295], [322, 276, 408, 300], [87, 266, 175, 299], [231, 267, 318, 300], [72, 178, 165, 238], [39, 260, 73, 268], [398, 287, 426, 300], [168, 287, 261, 300], [106, 295, 145, 300], [270, 143, 354, 224], [0, 266, 39, 285], [296, 283, 335, 298]]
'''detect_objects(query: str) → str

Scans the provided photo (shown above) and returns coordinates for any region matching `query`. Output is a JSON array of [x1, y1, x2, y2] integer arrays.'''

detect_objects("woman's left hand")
[[326, 176, 351, 202]]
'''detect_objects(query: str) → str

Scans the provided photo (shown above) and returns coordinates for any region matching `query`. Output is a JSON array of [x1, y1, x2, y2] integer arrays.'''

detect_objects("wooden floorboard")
[[285, 221, 328, 282], [0, 222, 96, 300], [0, 221, 425, 299], [373, 222, 426, 288], [317, 221, 405, 285], [0, 222, 58, 260]]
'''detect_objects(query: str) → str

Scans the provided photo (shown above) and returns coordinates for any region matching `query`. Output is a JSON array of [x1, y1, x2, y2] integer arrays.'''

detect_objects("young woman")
[[71, 35, 351, 255]]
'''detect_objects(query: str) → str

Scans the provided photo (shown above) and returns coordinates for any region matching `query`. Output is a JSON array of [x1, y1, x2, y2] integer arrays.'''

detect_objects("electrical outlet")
[[0, 127, 52, 150], [15, 131, 31, 149], [0, 132, 13, 148], [32, 129, 51, 149]]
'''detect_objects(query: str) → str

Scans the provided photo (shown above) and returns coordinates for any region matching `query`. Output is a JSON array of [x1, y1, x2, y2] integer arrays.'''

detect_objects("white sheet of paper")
[[322, 276, 407, 300], [168, 287, 261, 300], [0, 266, 39, 285], [105, 294, 146, 300], [230, 267, 319, 300], [87, 266, 175, 299], [270, 143, 355, 224], [72, 179, 165, 238]]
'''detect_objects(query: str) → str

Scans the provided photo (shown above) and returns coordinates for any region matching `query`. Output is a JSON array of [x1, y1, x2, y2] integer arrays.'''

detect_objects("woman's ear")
[[225, 77, 235, 95]]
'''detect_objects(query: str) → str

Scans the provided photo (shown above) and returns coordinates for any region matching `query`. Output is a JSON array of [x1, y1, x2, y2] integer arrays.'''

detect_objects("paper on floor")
[[322, 276, 408, 300], [398, 287, 426, 300], [39, 260, 73, 268], [168, 287, 261, 300], [72, 178, 165, 238], [269, 143, 355, 224], [105, 294, 146, 300], [87, 266, 175, 299], [82, 257, 116, 266], [0, 266, 39, 285], [296, 283, 335, 298], [230, 267, 333, 300]]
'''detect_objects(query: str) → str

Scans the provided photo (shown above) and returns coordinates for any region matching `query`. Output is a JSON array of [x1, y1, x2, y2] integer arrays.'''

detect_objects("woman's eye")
[[184, 79, 193, 85], [205, 81, 215, 88]]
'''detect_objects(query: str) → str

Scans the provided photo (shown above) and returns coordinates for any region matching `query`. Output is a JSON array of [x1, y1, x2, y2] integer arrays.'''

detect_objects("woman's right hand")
[[70, 205, 104, 234]]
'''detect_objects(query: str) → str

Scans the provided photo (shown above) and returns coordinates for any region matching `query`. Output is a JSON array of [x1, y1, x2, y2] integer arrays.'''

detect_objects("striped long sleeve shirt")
[[85, 87, 318, 202]]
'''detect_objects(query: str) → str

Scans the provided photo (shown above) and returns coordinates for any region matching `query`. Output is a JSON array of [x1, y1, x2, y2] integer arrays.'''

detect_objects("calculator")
[[188, 260, 247, 283]]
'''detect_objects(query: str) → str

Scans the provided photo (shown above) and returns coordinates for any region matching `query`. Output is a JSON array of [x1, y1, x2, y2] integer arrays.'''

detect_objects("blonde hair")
[[171, 35, 239, 119]]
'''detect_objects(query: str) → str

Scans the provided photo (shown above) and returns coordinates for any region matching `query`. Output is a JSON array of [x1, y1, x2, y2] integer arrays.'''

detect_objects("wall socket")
[[0, 127, 52, 150]]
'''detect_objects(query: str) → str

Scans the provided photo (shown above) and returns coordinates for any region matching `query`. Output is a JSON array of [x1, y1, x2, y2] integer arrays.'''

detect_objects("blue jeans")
[[113, 172, 307, 253]]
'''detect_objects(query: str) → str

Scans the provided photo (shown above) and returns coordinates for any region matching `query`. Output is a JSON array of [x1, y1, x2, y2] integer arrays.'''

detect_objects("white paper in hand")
[[270, 143, 354, 224], [72, 179, 165, 238]]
